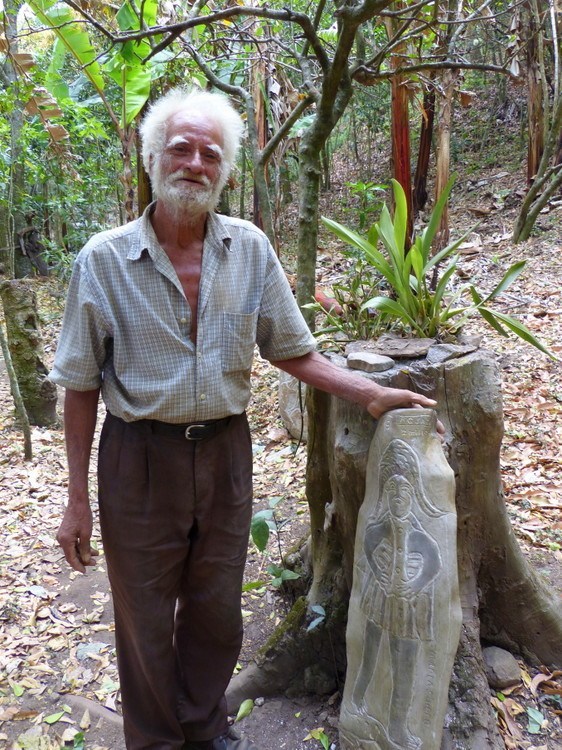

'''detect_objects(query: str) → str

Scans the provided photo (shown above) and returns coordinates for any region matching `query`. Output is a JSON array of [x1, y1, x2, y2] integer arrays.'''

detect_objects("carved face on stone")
[[383, 475, 414, 519]]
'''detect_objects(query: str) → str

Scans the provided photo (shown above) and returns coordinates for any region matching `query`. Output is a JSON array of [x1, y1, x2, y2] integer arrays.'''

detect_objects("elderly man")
[[51, 88, 437, 750]]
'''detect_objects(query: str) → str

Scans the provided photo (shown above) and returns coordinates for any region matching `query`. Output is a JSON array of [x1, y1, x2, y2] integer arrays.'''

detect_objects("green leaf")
[[44, 711, 65, 724], [29, 0, 105, 94], [241, 580, 266, 592], [280, 569, 301, 581], [235, 699, 254, 722], [483, 261, 527, 303], [45, 37, 70, 100], [321, 217, 379, 259], [390, 179, 408, 253], [361, 296, 423, 336], [479, 306, 557, 359], [250, 515, 270, 552], [421, 174, 456, 257], [367, 223, 379, 247], [10, 681, 24, 697], [526, 706, 545, 734], [409, 244, 424, 282], [469, 289, 509, 336], [322, 216, 395, 286]]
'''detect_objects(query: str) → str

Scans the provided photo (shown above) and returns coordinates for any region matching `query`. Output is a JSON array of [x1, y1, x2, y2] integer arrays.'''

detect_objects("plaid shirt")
[[50, 206, 315, 422]]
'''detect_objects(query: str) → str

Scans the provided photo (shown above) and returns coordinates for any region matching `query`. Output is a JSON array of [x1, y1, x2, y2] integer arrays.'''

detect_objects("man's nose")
[[185, 149, 204, 172]]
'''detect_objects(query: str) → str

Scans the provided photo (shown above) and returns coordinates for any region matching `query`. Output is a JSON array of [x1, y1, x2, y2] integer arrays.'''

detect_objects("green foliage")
[[345, 180, 387, 229], [27, 0, 170, 127], [266, 563, 301, 589], [305, 727, 331, 749], [249, 496, 301, 589], [250, 496, 284, 552], [321, 178, 555, 358], [303, 255, 390, 346], [235, 699, 254, 722]]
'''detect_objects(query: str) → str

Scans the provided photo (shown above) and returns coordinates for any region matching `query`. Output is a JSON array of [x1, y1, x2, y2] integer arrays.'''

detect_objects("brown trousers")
[[98, 412, 253, 750]]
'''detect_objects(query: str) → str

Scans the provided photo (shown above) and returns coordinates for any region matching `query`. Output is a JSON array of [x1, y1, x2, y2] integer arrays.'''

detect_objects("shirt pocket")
[[222, 309, 259, 373]]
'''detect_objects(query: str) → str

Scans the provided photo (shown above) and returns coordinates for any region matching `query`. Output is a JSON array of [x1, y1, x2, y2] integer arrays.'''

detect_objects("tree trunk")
[[227, 348, 562, 747], [525, 0, 546, 186], [0, 280, 58, 426], [413, 85, 436, 215], [434, 69, 457, 250], [121, 127, 137, 223], [386, 11, 414, 244], [2, 0, 25, 279], [251, 58, 270, 235], [0, 319, 32, 459], [295, 85, 353, 328], [513, 75, 562, 242]]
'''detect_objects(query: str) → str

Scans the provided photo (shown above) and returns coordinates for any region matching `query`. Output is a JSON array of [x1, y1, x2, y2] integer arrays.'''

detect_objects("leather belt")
[[131, 416, 232, 441]]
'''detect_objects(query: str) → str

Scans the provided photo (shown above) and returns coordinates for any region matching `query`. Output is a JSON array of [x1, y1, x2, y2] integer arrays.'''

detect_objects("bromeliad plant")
[[320, 176, 554, 357]]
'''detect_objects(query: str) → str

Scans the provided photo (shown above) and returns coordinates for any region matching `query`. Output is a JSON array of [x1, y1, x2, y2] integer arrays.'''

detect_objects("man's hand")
[[366, 386, 436, 419], [58, 388, 101, 573], [274, 352, 444, 435], [57, 501, 98, 573], [367, 387, 445, 436]]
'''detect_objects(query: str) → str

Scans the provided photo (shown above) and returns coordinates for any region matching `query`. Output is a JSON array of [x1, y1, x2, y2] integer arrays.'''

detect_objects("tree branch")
[[353, 58, 516, 84]]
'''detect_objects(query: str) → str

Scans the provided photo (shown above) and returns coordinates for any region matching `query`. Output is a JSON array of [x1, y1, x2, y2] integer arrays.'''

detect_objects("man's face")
[[151, 112, 227, 220]]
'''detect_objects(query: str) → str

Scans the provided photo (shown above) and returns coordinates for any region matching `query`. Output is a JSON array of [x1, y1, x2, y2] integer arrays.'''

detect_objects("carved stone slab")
[[340, 409, 461, 750]]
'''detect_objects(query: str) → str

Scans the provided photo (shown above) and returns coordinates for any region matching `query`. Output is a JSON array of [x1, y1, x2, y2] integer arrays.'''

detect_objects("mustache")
[[170, 170, 212, 187]]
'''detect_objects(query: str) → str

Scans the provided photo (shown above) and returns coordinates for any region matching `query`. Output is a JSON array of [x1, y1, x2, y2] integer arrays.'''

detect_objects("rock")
[[373, 333, 436, 358], [345, 340, 381, 356], [303, 664, 337, 695], [346, 352, 394, 373], [457, 332, 483, 348], [482, 646, 521, 689], [427, 342, 479, 364]]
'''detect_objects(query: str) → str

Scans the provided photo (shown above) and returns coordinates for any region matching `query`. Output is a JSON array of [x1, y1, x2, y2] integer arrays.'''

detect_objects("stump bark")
[[227, 348, 562, 748], [0, 279, 58, 426]]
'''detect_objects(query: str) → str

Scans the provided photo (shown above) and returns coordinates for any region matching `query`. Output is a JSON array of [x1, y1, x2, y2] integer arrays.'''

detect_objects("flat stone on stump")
[[426, 342, 480, 364], [347, 352, 394, 373], [373, 334, 436, 359]]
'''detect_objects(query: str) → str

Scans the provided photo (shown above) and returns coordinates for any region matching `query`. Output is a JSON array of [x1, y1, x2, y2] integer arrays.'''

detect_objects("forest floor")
[[1, 164, 562, 750]]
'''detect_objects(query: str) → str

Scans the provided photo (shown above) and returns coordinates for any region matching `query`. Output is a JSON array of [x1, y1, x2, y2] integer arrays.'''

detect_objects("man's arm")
[[56, 387, 100, 573], [272, 351, 437, 419]]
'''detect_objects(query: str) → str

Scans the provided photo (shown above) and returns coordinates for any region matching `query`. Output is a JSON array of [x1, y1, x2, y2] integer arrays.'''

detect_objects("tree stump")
[[0, 279, 58, 426], [227, 348, 562, 748]]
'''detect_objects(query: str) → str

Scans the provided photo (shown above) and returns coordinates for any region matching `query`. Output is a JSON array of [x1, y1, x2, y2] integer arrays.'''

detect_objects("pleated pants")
[[97, 411, 253, 749]]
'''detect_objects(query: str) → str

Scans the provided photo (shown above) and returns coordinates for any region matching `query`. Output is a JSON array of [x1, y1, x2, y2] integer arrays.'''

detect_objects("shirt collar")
[[127, 202, 233, 261]]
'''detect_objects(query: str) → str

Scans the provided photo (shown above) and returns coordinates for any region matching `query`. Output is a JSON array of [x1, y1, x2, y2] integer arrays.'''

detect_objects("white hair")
[[139, 87, 244, 179]]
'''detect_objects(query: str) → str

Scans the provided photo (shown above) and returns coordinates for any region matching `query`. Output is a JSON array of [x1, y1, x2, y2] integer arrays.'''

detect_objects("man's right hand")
[[57, 501, 97, 573], [58, 388, 101, 573]]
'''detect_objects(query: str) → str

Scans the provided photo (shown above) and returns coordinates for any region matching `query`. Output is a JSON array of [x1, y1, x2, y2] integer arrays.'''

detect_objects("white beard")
[[151, 164, 224, 223]]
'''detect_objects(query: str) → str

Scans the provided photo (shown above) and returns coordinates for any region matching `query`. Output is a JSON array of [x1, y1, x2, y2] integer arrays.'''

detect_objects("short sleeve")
[[49, 255, 113, 390], [256, 245, 316, 362]]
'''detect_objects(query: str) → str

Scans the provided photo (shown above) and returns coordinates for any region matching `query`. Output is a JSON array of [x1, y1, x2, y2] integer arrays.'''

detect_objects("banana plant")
[[321, 177, 556, 358], [26, 0, 163, 220]]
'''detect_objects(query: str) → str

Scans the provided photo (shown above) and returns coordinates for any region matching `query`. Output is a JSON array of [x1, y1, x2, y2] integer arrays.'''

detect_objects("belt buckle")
[[184, 423, 206, 440]]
